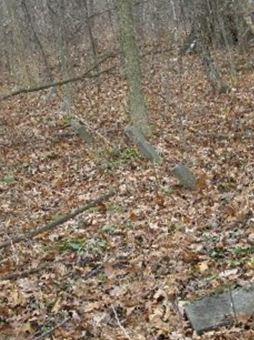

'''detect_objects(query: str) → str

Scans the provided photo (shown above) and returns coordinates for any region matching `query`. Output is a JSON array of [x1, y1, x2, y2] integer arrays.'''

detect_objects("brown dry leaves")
[[0, 45, 254, 339]]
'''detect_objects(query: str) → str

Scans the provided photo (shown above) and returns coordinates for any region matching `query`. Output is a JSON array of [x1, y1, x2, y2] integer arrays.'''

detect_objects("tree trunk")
[[181, 0, 254, 51], [181, 0, 234, 92], [116, 0, 150, 137], [4, 0, 33, 87], [83, 0, 100, 80], [21, 0, 54, 84]]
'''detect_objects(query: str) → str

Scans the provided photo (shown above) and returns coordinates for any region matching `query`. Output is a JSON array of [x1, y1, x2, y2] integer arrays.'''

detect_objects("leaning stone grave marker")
[[185, 284, 254, 334]]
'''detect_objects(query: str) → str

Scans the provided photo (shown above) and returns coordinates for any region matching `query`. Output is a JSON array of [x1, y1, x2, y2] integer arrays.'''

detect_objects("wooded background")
[[1, 0, 253, 88]]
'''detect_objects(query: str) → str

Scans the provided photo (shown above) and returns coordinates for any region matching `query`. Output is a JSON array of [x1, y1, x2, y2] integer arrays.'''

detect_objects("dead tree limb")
[[0, 261, 54, 281], [0, 54, 115, 101], [0, 45, 171, 103], [34, 317, 71, 340], [0, 46, 173, 102], [0, 190, 115, 250]]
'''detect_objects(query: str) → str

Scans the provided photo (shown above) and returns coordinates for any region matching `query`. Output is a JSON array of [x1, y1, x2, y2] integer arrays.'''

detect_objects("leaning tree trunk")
[[116, 0, 150, 137]]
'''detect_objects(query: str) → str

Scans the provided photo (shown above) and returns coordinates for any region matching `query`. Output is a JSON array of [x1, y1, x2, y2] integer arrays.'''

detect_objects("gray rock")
[[185, 284, 254, 335], [232, 284, 254, 317], [185, 291, 233, 334], [172, 164, 197, 189], [71, 119, 94, 145], [125, 125, 162, 163]]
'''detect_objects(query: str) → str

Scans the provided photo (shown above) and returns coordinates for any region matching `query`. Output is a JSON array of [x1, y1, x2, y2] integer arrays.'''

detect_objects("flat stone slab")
[[185, 284, 254, 334]]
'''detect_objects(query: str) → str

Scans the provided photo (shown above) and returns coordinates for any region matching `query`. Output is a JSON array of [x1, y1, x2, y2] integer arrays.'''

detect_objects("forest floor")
[[0, 45, 254, 339]]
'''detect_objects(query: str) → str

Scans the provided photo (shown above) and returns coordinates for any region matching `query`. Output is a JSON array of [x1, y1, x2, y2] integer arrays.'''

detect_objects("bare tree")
[[21, 0, 54, 84], [3, 0, 34, 86], [116, 0, 150, 136]]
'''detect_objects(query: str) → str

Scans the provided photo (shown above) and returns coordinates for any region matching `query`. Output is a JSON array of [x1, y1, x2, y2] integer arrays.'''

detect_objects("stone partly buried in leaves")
[[172, 164, 197, 190], [185, 284, 254, 335], [71, 119, 94, 145]]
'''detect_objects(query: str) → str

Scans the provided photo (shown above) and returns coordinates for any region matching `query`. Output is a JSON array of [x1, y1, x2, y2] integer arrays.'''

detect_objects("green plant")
[[59, 239, 85, 253], [162, 187, 174, 196], [209, 247, 227, 260], [232, 246, 254, 257], [59, 237, 108, 256], [86, 206, 99, 213], [97, 272, 107, 283], [0, 175, 16, 185], [120, 147, 140, 161], [86, 238, 108, 255], [228, 259, 245, 268], [205, 274, 219, 282], [107, 203, 124, 213], [125, 220, 135, 229], [101, 224, 118, 235], [203, 233, 220, 243], [103, 147, 141, 170], [61, 114, 74, 126]]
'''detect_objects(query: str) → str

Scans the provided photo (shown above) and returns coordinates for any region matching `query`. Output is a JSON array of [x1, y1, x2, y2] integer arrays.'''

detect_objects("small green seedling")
[[101, 224, 118, 235], [60, 237, 108, 256], [0, 175, 16, 185]]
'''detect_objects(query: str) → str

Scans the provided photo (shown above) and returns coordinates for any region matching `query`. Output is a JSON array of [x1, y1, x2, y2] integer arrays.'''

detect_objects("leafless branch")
[[111, 305, 132, 340], [0, 54, 115, 101], [0, 190, 115, 250], [0, 261, 54, 281], [33, 316, 71, 340]]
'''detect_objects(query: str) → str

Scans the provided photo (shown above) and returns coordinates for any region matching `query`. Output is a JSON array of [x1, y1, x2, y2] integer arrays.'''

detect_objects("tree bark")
[[21, 0, 54, 84], [116, 0, 150, 136]]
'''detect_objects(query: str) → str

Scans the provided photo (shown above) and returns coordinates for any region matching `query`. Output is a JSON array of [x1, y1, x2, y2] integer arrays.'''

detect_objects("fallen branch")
[[0, 261, 54, 281], [0, 259, 102, 282], [33, 317, 71, 340], [0, 190, 115, 250], [0, 54, 115, 101], [111, 305, 132, 340], [0, 46, 173, 102]]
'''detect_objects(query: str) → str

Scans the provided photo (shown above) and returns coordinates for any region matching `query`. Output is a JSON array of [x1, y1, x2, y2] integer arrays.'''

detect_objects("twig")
[[111, 305, 132, 340], [0, 54, 115, 101], [33, 316, 70, 340], [0, 261, 54, 281], [0, 190, 115, 250], [87, 0, 149, 20], [0, 44, 174, 103]]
